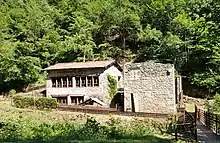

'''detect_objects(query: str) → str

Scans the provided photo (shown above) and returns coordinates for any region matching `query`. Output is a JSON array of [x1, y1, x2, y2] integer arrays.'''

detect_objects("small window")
[[68, 77, 73, 87], [52, 78, 56, 88], [71, 96, 84, 105], [93, 76, 99, 86], [87, 77, 92, 87], [76, 77, 80, 87], [57, 78, 61, 88], [63, 78, 67, 88], [118, 76, 121, 81], [81, 77, 86, 87], [62, 98, 67, 104], [57, 97, 67, 104], [71, 97, 77, 104]]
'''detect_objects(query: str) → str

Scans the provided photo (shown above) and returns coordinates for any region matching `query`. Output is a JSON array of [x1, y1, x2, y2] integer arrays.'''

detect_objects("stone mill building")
[[44, 60, 180, 113], [123, 62, 177, 113]]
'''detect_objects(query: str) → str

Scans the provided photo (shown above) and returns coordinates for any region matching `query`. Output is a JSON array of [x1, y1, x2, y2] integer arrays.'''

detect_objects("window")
[[71, 97, 77, 104], [63, 78, 67, 88], [76, 77, 80, 87], [93, 76, 99, 86], [81, 77, 86, 87], [52, 78, 56, 88], [56, 97, 67, 104], [87, 77, 92, 87], [71, 96, 84, 105], [68, 77, 73, 87], [57, 78, 61, 88], [74, 76, 99, 87], [51, 77, 73, 88], [118, 76, 121, 81]]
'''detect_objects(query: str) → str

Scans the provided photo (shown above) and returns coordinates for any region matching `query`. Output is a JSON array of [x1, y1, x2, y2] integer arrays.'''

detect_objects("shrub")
[[36, 98, 57, 110], [13, 96, 26, 108], [23, 97, 35, 108], [9, 89, 16, 96], [208, 93, 220, 113], [13, 96, 57, 110], [0, 121, 23, 142], [107, 74, 118, 100], [13, 96, 35, 108]]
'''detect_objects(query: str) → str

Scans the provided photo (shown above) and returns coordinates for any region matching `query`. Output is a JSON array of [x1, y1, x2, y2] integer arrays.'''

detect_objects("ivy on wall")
[[107, 74, 118, 100]]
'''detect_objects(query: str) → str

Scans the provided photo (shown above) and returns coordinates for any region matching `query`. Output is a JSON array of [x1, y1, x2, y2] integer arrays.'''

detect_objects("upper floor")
[[44, 60, 123, 97]]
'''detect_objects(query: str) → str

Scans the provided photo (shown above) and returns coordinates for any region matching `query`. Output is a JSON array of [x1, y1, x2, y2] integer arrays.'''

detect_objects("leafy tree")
[[0, 0, 220, 97]]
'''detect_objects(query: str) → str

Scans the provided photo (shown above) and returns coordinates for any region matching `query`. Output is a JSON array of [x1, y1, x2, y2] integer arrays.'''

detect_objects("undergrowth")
[[0, 108, 187, 143]]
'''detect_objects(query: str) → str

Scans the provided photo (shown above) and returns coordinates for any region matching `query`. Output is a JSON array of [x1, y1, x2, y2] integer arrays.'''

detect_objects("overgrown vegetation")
[[1, 0, 220, 97], [13, 96, 57, 110], [107, 74, 118, 100], [206, 94, 220, 113], [0, 107, 185, 143]]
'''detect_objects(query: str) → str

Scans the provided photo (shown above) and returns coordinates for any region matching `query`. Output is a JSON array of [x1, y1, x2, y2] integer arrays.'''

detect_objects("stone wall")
[[123, 61, 176, 113], [46, 65, 122, 105]]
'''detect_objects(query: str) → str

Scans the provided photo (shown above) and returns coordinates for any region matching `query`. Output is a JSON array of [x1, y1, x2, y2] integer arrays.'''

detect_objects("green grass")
[[0, 106, 187, 143]]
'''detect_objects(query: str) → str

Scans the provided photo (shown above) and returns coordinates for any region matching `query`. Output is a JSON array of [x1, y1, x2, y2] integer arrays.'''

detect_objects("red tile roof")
[[44, 60, 116, 71]]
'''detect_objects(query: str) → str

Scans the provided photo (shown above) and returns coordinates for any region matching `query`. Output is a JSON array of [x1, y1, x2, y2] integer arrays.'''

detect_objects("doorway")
[[110, 92, 124, 111]]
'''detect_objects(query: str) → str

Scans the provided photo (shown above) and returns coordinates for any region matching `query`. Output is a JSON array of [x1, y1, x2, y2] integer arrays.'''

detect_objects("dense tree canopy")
[[0, 0, 220, 97]]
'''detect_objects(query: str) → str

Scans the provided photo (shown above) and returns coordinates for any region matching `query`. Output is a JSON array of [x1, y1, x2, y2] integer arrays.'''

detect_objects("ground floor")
[[52, 91, 125, 111], [52, 95, 84, 105]]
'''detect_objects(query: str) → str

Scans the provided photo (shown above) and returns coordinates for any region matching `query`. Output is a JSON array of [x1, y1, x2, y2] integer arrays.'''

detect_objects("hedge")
[[35, 97, 57, 110], [13, 96, 57, 110]]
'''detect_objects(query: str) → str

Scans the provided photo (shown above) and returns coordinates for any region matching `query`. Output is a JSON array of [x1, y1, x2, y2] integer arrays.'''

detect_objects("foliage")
[[12, 96, 57, 109], [8, 89, 16, 96], [35, 97, 57, 110], [207, 93, 220, 113], [12, 96, 34, 108], [107, 74, 118, 100], [1, 0, 220, 97], [0, 109, 184, 143]]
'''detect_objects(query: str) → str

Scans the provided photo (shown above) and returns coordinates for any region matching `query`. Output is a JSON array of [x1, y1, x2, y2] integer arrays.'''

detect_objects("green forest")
[[0, 0, 220, 97]]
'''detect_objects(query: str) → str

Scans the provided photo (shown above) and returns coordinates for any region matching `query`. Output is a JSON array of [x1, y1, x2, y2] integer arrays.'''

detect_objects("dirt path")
[[197, 121, 220, 143]]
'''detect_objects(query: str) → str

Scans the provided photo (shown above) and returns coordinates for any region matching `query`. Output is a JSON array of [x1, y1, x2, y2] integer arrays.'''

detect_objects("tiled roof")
[[44, 60, 116, 71]]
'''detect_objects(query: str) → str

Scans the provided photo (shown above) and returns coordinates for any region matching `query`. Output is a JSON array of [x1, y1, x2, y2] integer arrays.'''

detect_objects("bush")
[[13, 96, 27, 108], [208, 93, 220, 113], [13, 96, 57, 110], [36, 98, 57, 110], [107, 74, 118, 100], [9, 89, 16, 96]]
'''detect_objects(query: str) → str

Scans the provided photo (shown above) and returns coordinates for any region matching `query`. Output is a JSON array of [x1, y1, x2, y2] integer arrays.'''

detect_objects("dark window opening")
[[87, 77, 92, 87], [167, 71, 171, 76], [57, 78, 61, 88], [52, 78, 56, 88], [56, 97, 67, 104], [76, 77, 80, 87], [71, 96, 84, 105], [63, 78, 67, 88], [81, 77, 86, 87], [94, 76, 99, 86], [68, 77, 73, 87], [52, 77, 73, 88], [118, 76, 121, 81]]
